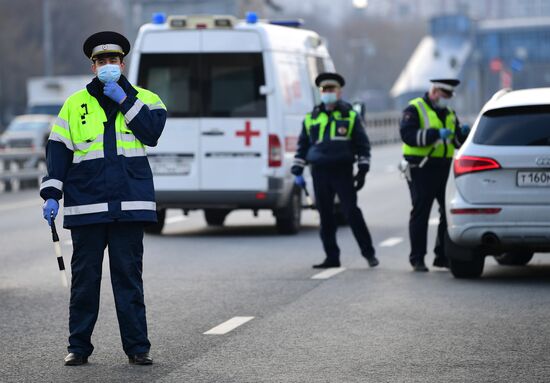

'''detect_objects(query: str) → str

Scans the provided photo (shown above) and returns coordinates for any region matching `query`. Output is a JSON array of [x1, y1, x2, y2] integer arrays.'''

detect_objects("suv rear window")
[[137, 53, 266, 118], [474, 105, 550, 146]]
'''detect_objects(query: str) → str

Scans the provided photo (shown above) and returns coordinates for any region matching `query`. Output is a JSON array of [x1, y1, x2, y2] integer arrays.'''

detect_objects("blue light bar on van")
[[246, 11, 258, 24], [269, 19, 304, 28], [152, 12, 166, 24]]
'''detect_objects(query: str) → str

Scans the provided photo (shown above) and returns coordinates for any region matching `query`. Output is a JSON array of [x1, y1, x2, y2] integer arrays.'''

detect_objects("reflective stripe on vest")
[[402, 97, 457, 158], [304, 110, 356, 143]]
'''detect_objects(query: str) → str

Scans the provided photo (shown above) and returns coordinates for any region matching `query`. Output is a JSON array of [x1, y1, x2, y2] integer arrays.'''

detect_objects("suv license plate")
[[517, 171, 550, 187]]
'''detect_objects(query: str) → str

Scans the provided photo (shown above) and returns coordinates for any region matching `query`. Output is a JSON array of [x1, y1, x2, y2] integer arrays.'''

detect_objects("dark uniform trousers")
[[68, 221, 150, 357], [311, 164, 375, 262], [406, 159, 451, 264]]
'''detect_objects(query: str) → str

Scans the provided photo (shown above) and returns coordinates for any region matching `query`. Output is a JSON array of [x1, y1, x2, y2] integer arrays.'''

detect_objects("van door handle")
[[202, 129, 224, 136]]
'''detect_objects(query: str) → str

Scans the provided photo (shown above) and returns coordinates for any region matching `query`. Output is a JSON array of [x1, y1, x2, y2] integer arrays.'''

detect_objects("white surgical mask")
[[435, 97, 450, 109], [321, 92, 338, 105], [97, 64, 121, 83]]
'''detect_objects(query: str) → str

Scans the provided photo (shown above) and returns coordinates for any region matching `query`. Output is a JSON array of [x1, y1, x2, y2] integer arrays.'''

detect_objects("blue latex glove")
[[461, 124, 471, 136], [104, 81, 127, 104], [439, 128, 452, 140], [42, 199, 59, 226], [294, 175, 306, 187]]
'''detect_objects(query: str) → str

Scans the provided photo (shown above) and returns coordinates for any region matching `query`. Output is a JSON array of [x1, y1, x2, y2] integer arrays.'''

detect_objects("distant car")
[[445, 88, 550, 278], [0, 114, 56, 150]]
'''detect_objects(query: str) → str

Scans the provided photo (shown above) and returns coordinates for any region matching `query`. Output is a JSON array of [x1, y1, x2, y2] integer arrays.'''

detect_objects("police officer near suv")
[[291, 72, 379, 269], [40, 31, 167, 365], [400, 79, 469, 272]]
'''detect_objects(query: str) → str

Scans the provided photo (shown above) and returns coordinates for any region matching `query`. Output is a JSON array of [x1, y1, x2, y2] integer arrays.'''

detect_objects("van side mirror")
[[259, 85, 273, 96]]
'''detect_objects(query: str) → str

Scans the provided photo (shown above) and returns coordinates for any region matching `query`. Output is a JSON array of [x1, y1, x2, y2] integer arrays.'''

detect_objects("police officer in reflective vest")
[[400, 79, 469, 272], [40, 31, 167, 365], [291, 72, 379, 269]]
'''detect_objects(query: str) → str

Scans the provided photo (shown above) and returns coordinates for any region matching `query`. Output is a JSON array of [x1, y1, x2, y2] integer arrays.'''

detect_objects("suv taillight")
[[268, 134, 282, 167], [454, 155, 501, 177]]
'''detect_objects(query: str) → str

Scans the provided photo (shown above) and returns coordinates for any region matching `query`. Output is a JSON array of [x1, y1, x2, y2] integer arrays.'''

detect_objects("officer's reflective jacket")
[[400, 93, 465, 163], [293, 101, 371, 170], [40, 75, 167, 228]]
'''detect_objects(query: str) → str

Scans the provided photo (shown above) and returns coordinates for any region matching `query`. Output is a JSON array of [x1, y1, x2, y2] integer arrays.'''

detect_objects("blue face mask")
[[97, 64, 121, 83], [320, 92, 338, 105]]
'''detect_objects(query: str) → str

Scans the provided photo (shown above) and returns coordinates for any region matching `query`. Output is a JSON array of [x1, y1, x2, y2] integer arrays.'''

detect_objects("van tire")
[[204, 209, 230, 226], [445, 233, 484, 278], [144, 208, 166, 235], [495, 251, 534, 266], [275, 188, 302, 235]]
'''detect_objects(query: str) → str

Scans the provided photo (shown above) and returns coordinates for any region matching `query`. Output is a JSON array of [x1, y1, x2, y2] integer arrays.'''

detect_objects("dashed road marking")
[[165, 215, 188, 225], [204, 316, 255, 335], [311, 267, 346, 280], [379, 237, 403, 247], [429, 217, 439, 226]]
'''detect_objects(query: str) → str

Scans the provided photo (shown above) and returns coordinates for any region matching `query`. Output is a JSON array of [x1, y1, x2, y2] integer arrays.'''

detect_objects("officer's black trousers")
[[311, 164, 375, 262], [406, 159, 451, 265], [68, 222, 150, 357]]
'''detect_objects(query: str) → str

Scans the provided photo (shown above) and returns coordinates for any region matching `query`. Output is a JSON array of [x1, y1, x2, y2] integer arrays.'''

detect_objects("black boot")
[[64, 353, 88, 366], [312, 259, 341, 269], [128, 352, 153, 365], [411, 260, 429, 272]]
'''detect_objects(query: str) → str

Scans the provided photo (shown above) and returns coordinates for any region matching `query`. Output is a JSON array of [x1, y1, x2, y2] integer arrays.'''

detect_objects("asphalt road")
[[1, 144, 549, 383]]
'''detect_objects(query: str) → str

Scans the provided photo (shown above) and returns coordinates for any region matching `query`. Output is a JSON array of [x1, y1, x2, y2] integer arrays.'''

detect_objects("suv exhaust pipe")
[[481, 232, 500, 246]]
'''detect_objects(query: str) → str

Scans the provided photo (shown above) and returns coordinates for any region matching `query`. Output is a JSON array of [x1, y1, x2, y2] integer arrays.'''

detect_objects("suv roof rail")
[[490, 88, 512, 102]]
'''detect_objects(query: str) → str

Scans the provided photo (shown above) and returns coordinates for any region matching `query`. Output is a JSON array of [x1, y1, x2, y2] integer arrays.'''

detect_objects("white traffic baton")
[[301, 183, 315, 209], [50, 213, 69, 288], [419, 139, 446, 168]]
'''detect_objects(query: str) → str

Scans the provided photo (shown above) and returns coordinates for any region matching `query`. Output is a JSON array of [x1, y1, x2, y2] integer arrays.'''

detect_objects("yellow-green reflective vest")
[[304, 110, 356, 142], [402, 97, 457, 158], [49, 86, 164, 163]]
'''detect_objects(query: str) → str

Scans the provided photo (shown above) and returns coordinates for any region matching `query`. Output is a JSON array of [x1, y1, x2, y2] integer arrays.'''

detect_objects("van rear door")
[[137, 50, 201, 191], [199, 52, 267, 190]]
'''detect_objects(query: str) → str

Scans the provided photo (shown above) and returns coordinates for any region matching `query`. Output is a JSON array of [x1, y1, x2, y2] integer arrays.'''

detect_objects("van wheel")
[[445, 232, 484, 278], [275, 188, 302, 235], [495, 251, 534, 266], [204, 209, 230, 226], [144, 208, 166, 235]]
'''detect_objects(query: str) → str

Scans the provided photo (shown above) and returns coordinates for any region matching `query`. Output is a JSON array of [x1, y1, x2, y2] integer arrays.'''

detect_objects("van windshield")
[[137, 53, 266, 118], [474, 105, 550, 146]]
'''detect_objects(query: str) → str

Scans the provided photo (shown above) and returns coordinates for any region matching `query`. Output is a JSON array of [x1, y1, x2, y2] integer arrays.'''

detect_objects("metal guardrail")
[[0, 149, 46, 192], [0, 112, 405, 194]]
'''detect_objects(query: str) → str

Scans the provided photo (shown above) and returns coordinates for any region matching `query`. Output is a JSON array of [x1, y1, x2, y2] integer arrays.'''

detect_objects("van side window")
[[137, 53, 266, 118]]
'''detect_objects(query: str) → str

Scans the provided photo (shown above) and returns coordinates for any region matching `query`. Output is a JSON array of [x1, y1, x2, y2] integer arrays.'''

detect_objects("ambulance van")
[[127, 13, 335, 234]]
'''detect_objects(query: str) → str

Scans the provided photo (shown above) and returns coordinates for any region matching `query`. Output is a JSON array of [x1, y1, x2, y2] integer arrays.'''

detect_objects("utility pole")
[[42, 0, 53, 77]]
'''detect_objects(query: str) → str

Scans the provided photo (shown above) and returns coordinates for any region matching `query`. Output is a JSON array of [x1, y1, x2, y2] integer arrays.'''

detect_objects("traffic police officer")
[[291, 72, 379, 269], [40, 31, 167, 365], [400, 79, 469, 272]]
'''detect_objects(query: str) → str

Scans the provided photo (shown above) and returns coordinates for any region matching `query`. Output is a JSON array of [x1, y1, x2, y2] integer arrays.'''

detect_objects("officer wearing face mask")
[[40, 31, 167, 366], [399, 79, 469, 272], [291, 72, 379, 269]]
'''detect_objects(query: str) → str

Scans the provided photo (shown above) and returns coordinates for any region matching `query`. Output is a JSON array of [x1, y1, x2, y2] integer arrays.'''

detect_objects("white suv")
[[445, 88, 550, 278]]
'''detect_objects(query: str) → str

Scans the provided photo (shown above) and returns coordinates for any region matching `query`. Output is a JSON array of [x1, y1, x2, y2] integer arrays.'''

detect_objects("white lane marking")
[[429, 217, 439, 226], [165, 215, 188, 225], [204, 316, 255, 335], [63, 240, 73, 246], [0, 199, 41, 212], [311, 267, 346, 280], [379, 237, 403, 247]]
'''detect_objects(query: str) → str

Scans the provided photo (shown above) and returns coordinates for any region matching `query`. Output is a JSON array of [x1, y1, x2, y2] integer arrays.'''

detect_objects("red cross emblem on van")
[[236, 121, 260, 146]]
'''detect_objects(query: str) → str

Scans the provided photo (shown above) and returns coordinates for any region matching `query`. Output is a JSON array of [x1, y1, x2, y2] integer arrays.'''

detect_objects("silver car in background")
[[445, 88, 550, 278], [0, 114, 55, 150]]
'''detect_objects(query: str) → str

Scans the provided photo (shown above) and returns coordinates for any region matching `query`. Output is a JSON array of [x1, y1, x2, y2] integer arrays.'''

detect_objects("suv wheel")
[[275, 187, 302, 235], [495, 251, 534, 266], [204, 209, 231, 226], [445, 232, 485, 278], [144, 208, 166, 235]]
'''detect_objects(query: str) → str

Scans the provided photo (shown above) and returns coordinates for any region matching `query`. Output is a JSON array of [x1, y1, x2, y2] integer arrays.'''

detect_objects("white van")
[[127, 14, 335, 234]]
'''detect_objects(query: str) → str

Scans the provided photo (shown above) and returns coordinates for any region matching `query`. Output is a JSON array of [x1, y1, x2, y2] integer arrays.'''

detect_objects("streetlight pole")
[[42, 0, 53, 77]]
